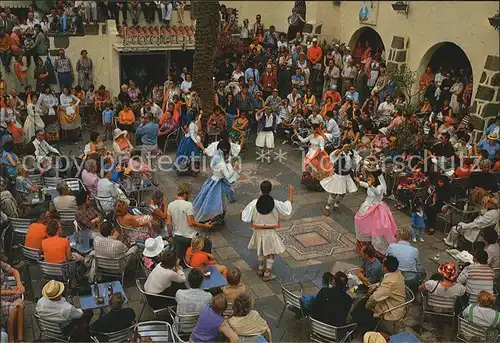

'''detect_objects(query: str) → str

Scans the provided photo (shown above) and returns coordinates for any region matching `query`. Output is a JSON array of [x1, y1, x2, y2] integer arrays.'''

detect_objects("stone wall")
[[469, 55, 500, 132], [386, 35, 408, 70]]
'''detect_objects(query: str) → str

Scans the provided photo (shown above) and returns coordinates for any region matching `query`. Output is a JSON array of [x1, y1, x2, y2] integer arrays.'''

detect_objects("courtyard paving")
[[19, 132, 457, 342]]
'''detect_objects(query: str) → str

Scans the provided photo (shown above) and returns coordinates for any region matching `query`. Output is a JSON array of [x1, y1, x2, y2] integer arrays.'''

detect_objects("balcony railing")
[[122, 30, 195, 48]]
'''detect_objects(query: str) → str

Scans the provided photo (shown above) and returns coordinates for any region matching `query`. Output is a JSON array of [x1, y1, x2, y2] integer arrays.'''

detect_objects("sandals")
[[262, 273, 277, 282]]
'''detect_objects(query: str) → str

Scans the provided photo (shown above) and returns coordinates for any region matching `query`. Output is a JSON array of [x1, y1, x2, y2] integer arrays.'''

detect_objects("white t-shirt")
[[144, 264, 186, 294], [180, 81, 192, 94], [167, 199, 197, 238], [462, 304, 500, 328], [377, 102, 395, 116]]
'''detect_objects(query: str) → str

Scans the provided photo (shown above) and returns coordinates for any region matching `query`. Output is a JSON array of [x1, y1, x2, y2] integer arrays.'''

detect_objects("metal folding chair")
[[163, 127, 181, 152], [168, 306, 199, 343], [277, 282, 305, 327], [374, 286, 415, 333], [43, 176, 62, 189], [34, 312, 68, 342], [95, 255, 130, 285], [136, 278, 175, 320], [309, 317, 357, 343], [92, 324, 135, 343], [421, 292, 458, 334], [134, 321, 174, 342], [63, 178, 86, 193], [456, 316, 500, 342], [27, 174, 43, 186], [8, 217, 34, 251]]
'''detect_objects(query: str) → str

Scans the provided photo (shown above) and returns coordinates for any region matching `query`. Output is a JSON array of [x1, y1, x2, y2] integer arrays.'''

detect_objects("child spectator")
[[186, 236, 228, 278], [102, 103, 115, 141], [411, 201, 426, 242], [222, 268, 246, 304]]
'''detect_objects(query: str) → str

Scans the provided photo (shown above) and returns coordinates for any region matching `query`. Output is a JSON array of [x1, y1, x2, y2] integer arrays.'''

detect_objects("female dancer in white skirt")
[[241, 181, 293, 281], [320, 144, 361, 215]]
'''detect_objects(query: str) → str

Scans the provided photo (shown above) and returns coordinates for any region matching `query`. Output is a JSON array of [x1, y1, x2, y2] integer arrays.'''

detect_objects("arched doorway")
[[349, 26, 385, 63], [419, 42, 472, 76]]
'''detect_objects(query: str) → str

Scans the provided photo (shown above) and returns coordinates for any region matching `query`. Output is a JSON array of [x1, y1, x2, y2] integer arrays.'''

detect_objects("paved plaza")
[[20, 134, 456, 342]]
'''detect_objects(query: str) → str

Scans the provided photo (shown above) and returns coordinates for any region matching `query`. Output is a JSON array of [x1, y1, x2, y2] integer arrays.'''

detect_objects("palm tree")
[[192, 0, 220, 119]]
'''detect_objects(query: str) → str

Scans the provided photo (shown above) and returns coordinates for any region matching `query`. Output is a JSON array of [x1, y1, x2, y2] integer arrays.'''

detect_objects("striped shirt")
[[457, 263, 494, 302]]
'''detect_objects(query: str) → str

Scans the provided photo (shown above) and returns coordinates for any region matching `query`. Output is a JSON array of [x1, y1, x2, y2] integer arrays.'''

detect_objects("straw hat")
[[113, 128, 128, 140], [143, 236, 164, 258], [363, 332, 387, 343], [42, 280, 65, 300], [487, 132, 498, 140]]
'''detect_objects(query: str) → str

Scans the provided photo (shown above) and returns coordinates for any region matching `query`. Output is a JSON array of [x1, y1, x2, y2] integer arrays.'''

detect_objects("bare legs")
[[7, 303, 24, 343]]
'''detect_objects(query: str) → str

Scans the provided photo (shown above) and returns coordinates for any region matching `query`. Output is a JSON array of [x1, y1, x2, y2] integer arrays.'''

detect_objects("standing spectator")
[[71, 8, 84, 35], [262, 25, 278, 50], [14, 56, 28, 88], [323, 58, 341, 93], [142, 1, 155, 24], [26, 11, 40, 29], [167, 182, 213, 260], [261, 64, 277, 99], [9, 27, 21, 55], [244, 62, 260, 85], [76, 49, 93, 91], [128, 0, 141, 25], [83, 0, 98, 24], [0, 28, 12, 72], [235, 86, 254, 117], [136, 113, 160, 154], [240, 18, 250, 44], [113, 1, 128, 26], [102, 103, 115, 141], [341, 59, 356, 94], [252, 14, 263, 35], [54, 49, 74, 90], [307, 37, 322, 88], [0, 12, 13, 34], [457, 250, 495, 304], [29, 24, 48, 61]]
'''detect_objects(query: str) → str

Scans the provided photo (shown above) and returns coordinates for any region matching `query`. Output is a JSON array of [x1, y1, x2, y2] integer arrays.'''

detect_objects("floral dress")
[[1, 262, 23, 325], [229, 118, 248, 143], [76, 58, 94, 91]]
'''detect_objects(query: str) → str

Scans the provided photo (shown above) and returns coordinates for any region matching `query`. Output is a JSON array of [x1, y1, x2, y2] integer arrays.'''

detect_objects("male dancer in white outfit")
[[255, 106, 277, 164], [242, 181, 293, 281], [320, 144, 360, 215]]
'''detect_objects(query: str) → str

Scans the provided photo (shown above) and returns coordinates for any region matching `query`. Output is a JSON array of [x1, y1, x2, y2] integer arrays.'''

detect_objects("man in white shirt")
[[36, 280, 92, 335], [377, 95, 395, 118], [97, 170, 118, 213], [287, 88, 301, 107], [167, 182, 212, 262], [324, 111, 340, 146], [140, 100, 163, 122], [176, 269, 213, 316], [31, 129, 60, 166]]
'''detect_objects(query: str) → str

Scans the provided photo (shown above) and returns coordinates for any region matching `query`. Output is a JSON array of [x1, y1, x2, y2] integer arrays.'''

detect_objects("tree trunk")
[[193, 0, 220, 119]]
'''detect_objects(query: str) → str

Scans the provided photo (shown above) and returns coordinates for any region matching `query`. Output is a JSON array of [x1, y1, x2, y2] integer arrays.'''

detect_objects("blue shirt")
[[244, 67, 260, 85], [136, 122, 159, 146], [1, 151, 18, 176], [477, 139, 500, 160], [292, 75, 305, 91], [386, 241, 419, 272], [189, 306, 224, 343], [484, 123, 499, 136], [411, 211, 426, 229], [102, 109, 114, 124], [344, 91, 359, 103]]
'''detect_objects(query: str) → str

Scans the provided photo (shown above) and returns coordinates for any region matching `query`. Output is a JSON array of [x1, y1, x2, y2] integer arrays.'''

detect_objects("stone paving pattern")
[[19, 134, 457, 342]]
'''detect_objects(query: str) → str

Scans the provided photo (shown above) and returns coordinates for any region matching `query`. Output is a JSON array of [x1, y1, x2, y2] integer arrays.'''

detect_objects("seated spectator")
[[36, 280, 93, 341], [453, 158, 473, 178], [116, 200, 153, 245], [387, 227, 425, 279], [352, 256, 405, 329], [25, 212, 51, 250], [41, 219, 83, 263], [310, 271, 352, 326], [445, 195, 500, 248], [0, 260, 25, 343], [1, 141, 18, 177], [96, 169, 119, 213], [186, 236, 228, 278], [150, 189, 168, 232], [91, 293, 135, 334], [81, 159, 100, 197], [15, 165, 39, 195], [457, 250, 495, 304], [189, 294, 236, 343], [53, 182, 77, 212], [483, 227, 500, 274], [394, 168, 428, 210], [462, 291, 500, 328], [93, 220, 137, 263], [357, 245, 384, 288], [142, 236, 164, 274], [469, 160, 499, 205], [207, 106, 227, 135], [223, 267, 246, 304], [176, 268, 213, 316], [418, 262, 466, 300], [228, 293, 271, 341], [144, 250, 186, 309], [75, 192, 102, 234], [475, 132, 500, 161], [0, 180, 18, 218]]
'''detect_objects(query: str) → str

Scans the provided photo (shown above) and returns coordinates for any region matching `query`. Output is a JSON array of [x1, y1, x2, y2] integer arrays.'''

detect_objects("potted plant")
[[488, 12, 499, 29]]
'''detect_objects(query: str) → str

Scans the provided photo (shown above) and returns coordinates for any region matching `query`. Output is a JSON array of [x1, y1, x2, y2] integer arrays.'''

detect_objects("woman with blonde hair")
[[462, 290, 500, 328], [185, 236, 228, 278]]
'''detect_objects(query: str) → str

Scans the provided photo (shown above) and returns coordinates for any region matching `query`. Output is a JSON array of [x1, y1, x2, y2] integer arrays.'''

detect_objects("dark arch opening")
[[349, 26, 385, 63], [426, 42, 472, 76]]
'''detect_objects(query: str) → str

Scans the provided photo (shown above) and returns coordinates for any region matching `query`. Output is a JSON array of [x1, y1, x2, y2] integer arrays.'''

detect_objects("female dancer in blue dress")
[[174, 110, 205, 175], [192, 137, 240, 225]]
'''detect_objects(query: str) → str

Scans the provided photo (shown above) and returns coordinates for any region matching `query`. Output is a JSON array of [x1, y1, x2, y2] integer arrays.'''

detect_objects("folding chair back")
[[95, 256, 128, 285], [64, 178, 85, 193], [58, 210, 76, 223], [134, 321, 174, 342], [43, 176, 61, 189], [309, 317, 357, 343], [9, 217, 33, 247], [34, 312, 68, 342], [38, 260, 75, 284], [28, 174, 43, 186], [281, 284, 302, 311], [21, 245, 42, 264], [93, 324, 135, 343], [168, 307, 199, 336], [136, 278, 175, 320], [456, 316, 494, 342]]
